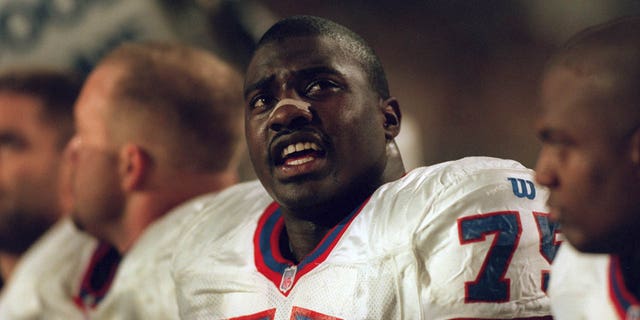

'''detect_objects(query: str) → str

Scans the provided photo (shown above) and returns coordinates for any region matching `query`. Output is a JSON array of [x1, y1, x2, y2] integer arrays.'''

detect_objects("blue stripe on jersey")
[[609, 255, 640, 318], [291, 306, 341, 319], [258, 204, 361, 273], [73, 242, 121, 310], [255, 200, 367, 293], [297, 204, 361, 270], [258, 207, 287, 272]]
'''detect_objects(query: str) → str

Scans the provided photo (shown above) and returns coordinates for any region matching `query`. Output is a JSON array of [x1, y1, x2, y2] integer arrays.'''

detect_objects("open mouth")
[[278, 141, 325, 166]]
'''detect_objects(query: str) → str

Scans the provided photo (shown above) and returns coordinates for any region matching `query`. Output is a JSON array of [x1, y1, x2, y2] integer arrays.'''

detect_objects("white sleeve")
[[413, 164, 555, 319]]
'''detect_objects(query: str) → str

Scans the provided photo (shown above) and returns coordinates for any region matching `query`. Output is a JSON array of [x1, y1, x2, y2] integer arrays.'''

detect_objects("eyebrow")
[[0, 130, 22, 145], [244, 74, 275, 99], [537, 127, 568, 143], [297, 66, 344, 79], [243, 66, 345, 99], [536, 128, 552, 141]]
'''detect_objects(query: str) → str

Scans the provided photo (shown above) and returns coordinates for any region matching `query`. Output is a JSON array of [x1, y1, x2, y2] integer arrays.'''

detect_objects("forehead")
[[245, 36, 364, 86], [74, 64, 122, 123], [0, 92, 46, 128], [538, 66, 616, 132]]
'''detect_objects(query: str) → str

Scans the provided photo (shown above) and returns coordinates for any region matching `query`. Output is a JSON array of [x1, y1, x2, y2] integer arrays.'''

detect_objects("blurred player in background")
[[535, 15, 640, 319], [0, 69, 81, 313], [172, 15, 557, 319], [2, 42, 245, 319]]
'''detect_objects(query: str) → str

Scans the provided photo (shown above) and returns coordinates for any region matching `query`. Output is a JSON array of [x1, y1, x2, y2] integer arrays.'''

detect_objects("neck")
[[382, 139, 406, 182], [107, 169, 238, 254], [281, 216, 330, 264], [281, 140, 405, 263], [0, 252, 20, 284]]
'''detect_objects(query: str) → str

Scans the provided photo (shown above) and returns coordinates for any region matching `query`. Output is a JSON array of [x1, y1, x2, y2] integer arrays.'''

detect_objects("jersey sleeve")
[[412, 159, 556, 319]]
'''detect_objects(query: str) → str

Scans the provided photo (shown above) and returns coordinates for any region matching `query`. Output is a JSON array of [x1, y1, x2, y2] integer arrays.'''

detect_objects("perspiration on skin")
[[243, 34, 402, 266]]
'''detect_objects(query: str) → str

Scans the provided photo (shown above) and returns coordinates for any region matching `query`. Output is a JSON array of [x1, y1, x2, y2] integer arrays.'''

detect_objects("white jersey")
[[0, 193, 218, 319], [549, 242, 640, 320], [0, 218, 98, 320], [37, 192, 219, 320], [173, 157, 557, 319]]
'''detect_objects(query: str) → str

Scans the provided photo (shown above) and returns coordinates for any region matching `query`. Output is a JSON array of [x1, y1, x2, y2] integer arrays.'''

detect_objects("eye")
[[0, 133, 27, 151], [538, 128, 575, 147], [540, 138, 574, 164], [304, 79, 341, 98], [248, 94, 276, 112]]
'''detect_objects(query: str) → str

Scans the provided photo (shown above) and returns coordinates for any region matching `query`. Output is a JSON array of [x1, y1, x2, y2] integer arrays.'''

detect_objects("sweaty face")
[[244, 36, 389, 215], [0, 93, 63, 254], [68, 65, 125, 239], [535, 66, 640, 253]]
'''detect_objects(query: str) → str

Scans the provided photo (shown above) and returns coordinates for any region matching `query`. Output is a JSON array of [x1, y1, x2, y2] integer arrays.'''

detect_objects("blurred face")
[[0, 93, 63, 254], [68, 65, 125, 239], [535, 66, 640, 253], [244, 36, 389, 216]]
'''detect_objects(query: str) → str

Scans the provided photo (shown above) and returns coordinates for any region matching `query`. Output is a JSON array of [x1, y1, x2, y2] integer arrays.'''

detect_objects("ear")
[[118, 143, 150, 192], [381, 97, 401, 140]]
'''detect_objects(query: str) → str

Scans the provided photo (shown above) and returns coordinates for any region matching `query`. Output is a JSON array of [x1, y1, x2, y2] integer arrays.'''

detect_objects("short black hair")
[[0, 69, 81, 149], [256, 15, 390, 99], [546, 15, 640, 136], [548, 15, 640, 71]]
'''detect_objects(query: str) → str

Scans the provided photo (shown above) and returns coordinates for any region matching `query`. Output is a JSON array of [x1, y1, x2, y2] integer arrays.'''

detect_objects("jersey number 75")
[[458, 211, 560, 303]]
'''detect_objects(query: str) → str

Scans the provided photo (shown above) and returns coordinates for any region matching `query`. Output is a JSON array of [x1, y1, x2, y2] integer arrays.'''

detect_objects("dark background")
[[2, 0, 639, 176]]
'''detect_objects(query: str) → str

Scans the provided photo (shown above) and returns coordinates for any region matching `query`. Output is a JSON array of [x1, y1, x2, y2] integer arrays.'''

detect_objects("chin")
[[276, 190, 323, 211], [566, 231, 619, 254], [70, 214, 86, 232]]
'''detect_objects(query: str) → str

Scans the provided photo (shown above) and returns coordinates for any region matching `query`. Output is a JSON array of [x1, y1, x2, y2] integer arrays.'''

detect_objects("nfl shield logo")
[[280, 265, 297, 293]]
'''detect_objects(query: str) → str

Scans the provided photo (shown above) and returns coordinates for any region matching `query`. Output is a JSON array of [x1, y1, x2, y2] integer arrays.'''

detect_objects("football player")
[[12, 42, 245, 319], [0, 69, 82, 316], [172, 15, 557, 319], [535, 16, 640, 319]]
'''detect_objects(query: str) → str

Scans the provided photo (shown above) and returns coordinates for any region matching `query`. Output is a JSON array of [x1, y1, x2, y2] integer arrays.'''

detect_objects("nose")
[[534, 147, 559, 189], [267, 98, 313, 132]]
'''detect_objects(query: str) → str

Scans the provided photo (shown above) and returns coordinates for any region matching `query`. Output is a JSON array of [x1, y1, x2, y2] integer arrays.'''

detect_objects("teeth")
[[287, 157, 314, 165], [281, 142, 320, 158], [286, 145, 296, 156]]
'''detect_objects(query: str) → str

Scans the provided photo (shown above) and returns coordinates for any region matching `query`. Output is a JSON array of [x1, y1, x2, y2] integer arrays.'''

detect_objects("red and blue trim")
[[253, 200, 368, 297], [73, 242, 121, 311], [290, 306, 342, 319], [608, 255, 640, 319], [228, 308, 276, 320]]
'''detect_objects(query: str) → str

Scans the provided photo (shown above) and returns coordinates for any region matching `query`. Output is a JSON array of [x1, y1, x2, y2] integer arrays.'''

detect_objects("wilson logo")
[[508, 178, 536, 200]]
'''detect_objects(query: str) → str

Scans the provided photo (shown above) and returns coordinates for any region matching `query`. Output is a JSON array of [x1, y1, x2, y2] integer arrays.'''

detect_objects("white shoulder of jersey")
[[125, 191, 223, 269], [0, 218, 97, 319], [363, 156, 540, 243], [172, 180, 272, 276], [361, 156, 553, 318], [94, 192, 223, 319]]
